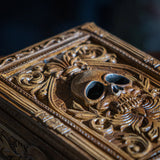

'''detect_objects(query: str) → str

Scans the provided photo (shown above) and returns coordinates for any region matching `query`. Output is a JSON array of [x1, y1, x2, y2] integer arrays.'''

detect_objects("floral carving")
[[10, 40, 160, 159], [0, 29, 82, 68], [2, 22, 160, 160], [111, 133, 152, 159], [68, 69, 160, 158], [12, 43, 116, 100]]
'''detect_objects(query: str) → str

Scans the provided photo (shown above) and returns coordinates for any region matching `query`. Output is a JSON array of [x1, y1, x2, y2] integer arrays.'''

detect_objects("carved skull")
[[71, 69, 142, 114]]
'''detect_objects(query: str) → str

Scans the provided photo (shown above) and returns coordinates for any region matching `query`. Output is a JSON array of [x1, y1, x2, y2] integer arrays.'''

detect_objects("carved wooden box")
[[0, 22, 160, 160]]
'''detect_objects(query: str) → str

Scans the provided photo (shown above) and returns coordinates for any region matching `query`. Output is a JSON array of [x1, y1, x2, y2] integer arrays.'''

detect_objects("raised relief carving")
[[35, 110, 71, 135], [81, 23, 160, 76], [69, 69, 157, 158], [9, 39, 160, 159], [81, 22, 109, 38], [11, 42, 116, 100], [144, 55, 160, 71], [0, 127, 48, 160], [0, 29, 82, 68]]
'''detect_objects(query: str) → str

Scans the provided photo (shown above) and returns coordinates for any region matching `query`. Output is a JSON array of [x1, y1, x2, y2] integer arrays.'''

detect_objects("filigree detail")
[[12, 43, 117, 102], [0, 29, 82, 68], [144, 55, 160, 71], [67, 68, 160, 158], [72, 43, 117, 63], [0, 54, 30, 68], [9, 36, 160, 159], [81, 23, 160, 77], [2, 22, 160, 160], [111, 133, 152, 159]]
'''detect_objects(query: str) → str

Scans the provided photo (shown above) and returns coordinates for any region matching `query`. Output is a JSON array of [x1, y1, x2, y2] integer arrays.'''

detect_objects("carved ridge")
[[4, 40, 160, 159], [80, 22, 160, 75], [0, 28, 83, 71], [1, 23, 160, 159], [0, 123, 48, 160], [0, 75, 126, 160]]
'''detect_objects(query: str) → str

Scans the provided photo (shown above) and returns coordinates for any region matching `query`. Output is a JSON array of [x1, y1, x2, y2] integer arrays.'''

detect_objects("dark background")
[[0, 0, 160, 58]]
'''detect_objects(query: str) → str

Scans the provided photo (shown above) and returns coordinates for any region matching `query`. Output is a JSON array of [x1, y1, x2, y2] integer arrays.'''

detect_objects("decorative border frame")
[[0, 22, 160, 160]]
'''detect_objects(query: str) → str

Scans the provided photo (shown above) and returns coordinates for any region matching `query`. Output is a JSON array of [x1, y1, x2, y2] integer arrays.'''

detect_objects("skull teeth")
[[116, 95, 142, 114]]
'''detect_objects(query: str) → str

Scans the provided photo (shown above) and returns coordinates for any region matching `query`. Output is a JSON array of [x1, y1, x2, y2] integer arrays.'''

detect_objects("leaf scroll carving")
[[65, 70, 160, 158], [111, 133, 152, 159], [0, 29, 82, 68], [12, 42, 117, 101], [11, 40, 160, 158]]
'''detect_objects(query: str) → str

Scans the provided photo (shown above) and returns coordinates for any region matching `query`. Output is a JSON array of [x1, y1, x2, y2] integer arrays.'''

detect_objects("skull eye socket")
[[85, 81, 104, 100], [112, 85, 124, 93], [105, 74, 130, 85]]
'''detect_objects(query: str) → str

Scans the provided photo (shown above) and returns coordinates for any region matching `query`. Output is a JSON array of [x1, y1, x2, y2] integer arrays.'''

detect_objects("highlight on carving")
[[9, 40, 160, 159]]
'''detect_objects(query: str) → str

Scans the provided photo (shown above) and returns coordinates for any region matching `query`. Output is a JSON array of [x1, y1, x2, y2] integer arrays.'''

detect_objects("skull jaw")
[[71, 69, 142, 114]]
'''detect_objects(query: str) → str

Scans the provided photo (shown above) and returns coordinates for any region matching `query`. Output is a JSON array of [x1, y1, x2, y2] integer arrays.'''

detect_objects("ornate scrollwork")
[[0, 29, 82, 68], [72, 43, 117, 63], [11, 43, 116, 100], [11, 40, 160, 158], [3, 22, 160, 160], [111, 133, 152, 159], [66, 69, 160, 158], [144, 55, 160, 71]]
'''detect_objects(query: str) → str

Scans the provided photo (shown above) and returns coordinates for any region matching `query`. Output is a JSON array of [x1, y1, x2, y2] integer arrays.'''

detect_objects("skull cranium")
[[71, 69, 142, 114]]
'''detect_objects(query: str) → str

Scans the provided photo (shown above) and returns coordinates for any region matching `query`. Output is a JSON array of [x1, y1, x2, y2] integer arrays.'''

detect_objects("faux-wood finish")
[[0, 22, 160, 160]]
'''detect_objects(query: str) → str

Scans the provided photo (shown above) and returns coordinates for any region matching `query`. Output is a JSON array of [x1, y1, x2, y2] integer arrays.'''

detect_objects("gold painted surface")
[[1, 23, 160, 160]]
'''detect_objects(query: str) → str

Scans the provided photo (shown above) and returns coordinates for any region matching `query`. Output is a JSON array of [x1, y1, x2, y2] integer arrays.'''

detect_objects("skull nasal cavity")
[[106, 74, 130, 85], [86, 81, 104, 100]]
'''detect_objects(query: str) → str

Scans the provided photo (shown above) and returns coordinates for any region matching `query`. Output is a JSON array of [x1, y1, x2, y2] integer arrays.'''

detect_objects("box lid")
[[0, 22, 160, 160]]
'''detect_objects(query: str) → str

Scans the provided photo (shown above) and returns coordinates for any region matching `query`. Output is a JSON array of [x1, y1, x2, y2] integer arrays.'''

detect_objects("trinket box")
[[0, 22, 160, 160]]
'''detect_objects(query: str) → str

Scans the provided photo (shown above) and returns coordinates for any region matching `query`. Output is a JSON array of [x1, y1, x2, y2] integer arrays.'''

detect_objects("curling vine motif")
[[11, 43, 116, 101], [10, 41, 160, 158], [0, 29, 82, 68], [68, 71, 160, 158]]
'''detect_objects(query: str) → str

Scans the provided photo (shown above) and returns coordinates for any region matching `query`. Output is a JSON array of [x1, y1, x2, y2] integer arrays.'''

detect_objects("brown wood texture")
[[0, 22, 160, 160]]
